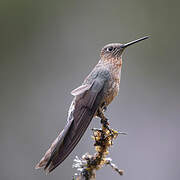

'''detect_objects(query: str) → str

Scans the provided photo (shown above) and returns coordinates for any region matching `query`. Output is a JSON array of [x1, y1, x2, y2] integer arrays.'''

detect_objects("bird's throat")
[[103, 57, 122, 76]]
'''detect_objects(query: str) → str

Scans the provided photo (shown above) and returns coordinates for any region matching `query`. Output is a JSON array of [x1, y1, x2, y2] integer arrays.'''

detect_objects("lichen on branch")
[[73, 111, 126, 180]]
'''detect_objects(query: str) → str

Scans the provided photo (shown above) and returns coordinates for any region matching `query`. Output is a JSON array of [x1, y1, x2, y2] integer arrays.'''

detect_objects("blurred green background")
[[0, 0, 180, 180]]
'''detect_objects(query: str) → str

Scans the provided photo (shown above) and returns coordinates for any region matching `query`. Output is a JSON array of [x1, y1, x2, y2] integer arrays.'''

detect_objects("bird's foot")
[[101, 102, 107, 112], [97, 108, 127, 137], [97, 108, 113, 135], [97, 107, 107, 120]]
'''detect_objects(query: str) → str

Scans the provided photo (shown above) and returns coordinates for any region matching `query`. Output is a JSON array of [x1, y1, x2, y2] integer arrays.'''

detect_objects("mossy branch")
[[72, 110, 126, 180]]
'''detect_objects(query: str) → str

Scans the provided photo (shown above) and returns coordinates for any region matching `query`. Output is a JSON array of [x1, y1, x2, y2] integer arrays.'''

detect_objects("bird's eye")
[[107, 46, 114, 52]]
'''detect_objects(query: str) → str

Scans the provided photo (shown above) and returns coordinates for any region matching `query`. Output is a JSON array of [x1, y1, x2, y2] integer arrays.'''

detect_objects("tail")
[[35, 120, 73, 173], [35, 104, 98, 173], [35, 78, 105, 173]]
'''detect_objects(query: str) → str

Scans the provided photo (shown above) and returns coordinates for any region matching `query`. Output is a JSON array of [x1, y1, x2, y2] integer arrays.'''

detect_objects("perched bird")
[[35, 36, 149, 173]]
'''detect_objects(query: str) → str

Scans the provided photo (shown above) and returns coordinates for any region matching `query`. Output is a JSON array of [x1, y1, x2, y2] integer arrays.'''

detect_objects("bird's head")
[[100, 36, 149, 62]]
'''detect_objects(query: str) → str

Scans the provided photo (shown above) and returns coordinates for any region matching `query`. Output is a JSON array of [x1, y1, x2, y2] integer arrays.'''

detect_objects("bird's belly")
[[94, 86, 119, 117], [104, 83, 119, 106]]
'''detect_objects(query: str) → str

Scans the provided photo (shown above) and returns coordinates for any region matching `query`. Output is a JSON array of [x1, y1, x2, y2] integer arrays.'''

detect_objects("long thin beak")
[[121, 36, 149, 48]]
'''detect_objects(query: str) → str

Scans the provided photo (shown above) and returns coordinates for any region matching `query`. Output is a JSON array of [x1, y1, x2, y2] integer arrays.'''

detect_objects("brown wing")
[[36, 78, 105, 173]]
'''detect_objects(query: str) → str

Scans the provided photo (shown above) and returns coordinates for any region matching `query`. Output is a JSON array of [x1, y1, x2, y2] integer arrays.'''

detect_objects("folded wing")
[[35, 77, 105, 173]]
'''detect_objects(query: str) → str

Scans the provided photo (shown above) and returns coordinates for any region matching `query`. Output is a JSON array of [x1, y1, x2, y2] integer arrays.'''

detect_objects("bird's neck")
[[99, 57, 122, 78]]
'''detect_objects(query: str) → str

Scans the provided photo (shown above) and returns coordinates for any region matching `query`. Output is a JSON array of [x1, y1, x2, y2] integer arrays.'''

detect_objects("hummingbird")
[[35, 36, 149, 173]]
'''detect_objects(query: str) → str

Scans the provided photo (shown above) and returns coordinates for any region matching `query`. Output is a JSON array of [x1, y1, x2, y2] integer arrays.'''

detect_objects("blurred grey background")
[[0, 0, 180, 180]]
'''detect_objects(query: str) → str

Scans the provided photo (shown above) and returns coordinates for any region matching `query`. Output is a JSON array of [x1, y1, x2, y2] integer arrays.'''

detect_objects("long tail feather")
[[35, 78, 105, 173]]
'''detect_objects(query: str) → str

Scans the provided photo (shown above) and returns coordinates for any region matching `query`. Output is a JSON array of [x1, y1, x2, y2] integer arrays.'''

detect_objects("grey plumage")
[[36, 68, 111, 173]]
